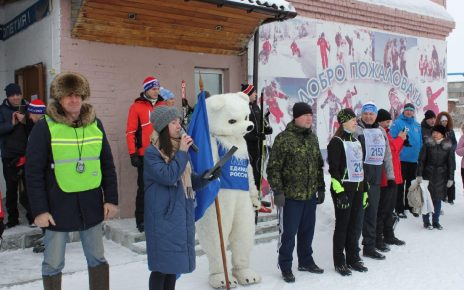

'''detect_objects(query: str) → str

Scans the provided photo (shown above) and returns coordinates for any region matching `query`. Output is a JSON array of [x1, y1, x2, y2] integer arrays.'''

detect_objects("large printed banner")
[[249, 17, 447, 148]]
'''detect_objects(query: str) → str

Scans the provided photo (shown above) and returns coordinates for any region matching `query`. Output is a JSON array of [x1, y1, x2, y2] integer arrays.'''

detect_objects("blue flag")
[[188, 91, 220, 221]]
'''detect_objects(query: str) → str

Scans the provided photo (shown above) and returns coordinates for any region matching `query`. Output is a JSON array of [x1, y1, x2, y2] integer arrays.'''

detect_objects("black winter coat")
[[417, 137, 455, 201], [244, 102, 272, 158], [25, 103, 118, 232], [0, 98, 29, 158]]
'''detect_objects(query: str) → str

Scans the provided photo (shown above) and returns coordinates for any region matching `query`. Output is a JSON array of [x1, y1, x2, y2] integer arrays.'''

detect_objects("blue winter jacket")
[[390, 113, 422, 163], [144, 145, 209, 274]]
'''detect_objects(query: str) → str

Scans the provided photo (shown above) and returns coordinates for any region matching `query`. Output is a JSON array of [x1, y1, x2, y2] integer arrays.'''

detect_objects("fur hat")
[[375, 109, 392, 123], [432, 124, 447, 136], [337, 108, 356, 124], [241, 84, 256, 96], [150, 105, 182, 133], [292, 102, 313, 119], [50, 72, 90, 101], [424, 110, 436, 120], [4, 83, 22, 97], [27, 99, 46, 114]]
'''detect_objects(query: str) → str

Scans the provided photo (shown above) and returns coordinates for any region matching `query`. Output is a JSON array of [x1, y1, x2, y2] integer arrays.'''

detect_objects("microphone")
[[180, 127, 199, 153]]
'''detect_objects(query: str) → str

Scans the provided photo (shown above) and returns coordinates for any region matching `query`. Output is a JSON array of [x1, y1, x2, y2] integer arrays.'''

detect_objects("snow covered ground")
[[2, 137, 463, 289]]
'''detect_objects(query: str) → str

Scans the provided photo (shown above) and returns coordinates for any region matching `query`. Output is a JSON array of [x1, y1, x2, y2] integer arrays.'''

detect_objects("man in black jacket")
[[26, 72, 118, 290], [0, 83, 32, 228]]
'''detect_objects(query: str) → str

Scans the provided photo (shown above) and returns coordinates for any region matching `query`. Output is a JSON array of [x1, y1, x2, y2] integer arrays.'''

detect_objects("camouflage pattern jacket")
[[267, 121, 325, 200]]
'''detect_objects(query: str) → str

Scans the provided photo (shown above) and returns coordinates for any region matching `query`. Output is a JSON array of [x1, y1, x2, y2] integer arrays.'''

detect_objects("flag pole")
[[214, 197, 230, 290]]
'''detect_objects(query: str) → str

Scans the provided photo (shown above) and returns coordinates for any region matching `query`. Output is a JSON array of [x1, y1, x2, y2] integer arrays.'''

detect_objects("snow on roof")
[[225, 0, 296, 13], [356, 0, 453, 22]]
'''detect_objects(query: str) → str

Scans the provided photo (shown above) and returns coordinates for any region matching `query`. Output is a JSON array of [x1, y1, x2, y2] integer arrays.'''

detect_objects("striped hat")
[[241, 84, 256, 96], [143, 76, 160, 92], [27, 99, 46, 114]]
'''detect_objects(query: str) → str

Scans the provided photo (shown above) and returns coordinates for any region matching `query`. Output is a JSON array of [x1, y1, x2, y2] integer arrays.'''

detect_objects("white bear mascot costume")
[[196, 92, 262, 288]]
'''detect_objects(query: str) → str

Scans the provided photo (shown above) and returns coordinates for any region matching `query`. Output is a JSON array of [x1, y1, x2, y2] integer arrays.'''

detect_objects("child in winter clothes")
[[416, 125, 455, 230], [144, 106, 219, 290]]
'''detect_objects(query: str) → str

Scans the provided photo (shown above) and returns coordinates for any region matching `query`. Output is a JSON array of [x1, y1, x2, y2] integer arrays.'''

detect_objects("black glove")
[[202, 167, 222, 181], [130, 154, 143, 168], [264, 126, 273, 135], [274, 192, 286, 207], [316, 190, 325, 204], [387, 180, 396, 188], [336, 192, 350, 209], [257, 132, 266, 140]]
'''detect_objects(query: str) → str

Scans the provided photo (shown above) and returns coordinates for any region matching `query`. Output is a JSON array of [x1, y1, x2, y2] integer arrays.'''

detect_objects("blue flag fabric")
[[188, 91, 220, 221]]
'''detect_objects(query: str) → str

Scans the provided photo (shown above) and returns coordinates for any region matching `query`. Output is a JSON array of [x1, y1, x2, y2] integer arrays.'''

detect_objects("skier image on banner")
[[345, 34, 354, 58], [419, 54, 426, 80], [431, 45, 440, 79], [384, 39, 393, 69], [399, 38, 408, 77], [259, 38, 272, 65], [263, 81, 288, 125], [423, 86, 444, 114], [391, 38, 399, 72], [321, 89, 343, 139], [290, 40, 301, 57], [341, 85, 357, 109], [388, 87, 407, 121], [317, 32, 330, 70], [335, 31, 343, 62]]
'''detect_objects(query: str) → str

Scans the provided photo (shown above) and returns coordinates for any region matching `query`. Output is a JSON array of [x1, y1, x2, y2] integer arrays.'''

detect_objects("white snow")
[[226, 0, 296, 13], [1, 133, 463, 290], [356, 0, 453, 22]]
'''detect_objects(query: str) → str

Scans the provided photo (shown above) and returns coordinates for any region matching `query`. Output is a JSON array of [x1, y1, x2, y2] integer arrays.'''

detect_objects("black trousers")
[[377, 183, 397, 242], [2, 158, 32, 224], [149, 271, 176, 290], [135, 159, 145, 226], [248, 146, 261, 190], [361, 183, 381, 251], [396, 161, 417, 214], [332, 190, 363, 266]]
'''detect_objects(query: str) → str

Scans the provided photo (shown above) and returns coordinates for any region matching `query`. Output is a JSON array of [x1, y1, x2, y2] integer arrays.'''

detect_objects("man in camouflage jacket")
[[267, 102, 325, 283]]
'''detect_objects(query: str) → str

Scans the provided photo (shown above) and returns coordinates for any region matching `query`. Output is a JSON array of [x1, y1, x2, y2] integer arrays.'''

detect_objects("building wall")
[[0, 0, 61, 193], [60, 0, 246, 217]]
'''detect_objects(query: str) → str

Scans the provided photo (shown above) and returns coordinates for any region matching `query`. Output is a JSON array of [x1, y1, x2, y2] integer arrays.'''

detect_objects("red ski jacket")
[[126, 96, 156, 156], [381, 128, 404, 186]]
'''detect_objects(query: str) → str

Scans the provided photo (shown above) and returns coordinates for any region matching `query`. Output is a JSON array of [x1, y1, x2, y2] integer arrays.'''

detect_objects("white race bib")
[[336, 137, 364, 182], [363, 128, 386, 165]]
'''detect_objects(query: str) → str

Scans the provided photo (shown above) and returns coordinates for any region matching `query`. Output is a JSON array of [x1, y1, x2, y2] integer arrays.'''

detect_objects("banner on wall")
[[249, 17, 448, 148], [0, 0, 50, 41]]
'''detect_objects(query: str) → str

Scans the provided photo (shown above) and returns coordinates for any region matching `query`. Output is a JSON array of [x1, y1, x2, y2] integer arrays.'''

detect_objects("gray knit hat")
[[150, 106, 182, 133]]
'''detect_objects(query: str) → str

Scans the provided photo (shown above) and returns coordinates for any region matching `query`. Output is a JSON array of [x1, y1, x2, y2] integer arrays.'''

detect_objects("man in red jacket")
[[126, 76, 162, 232], [375, 109, 406, 252]]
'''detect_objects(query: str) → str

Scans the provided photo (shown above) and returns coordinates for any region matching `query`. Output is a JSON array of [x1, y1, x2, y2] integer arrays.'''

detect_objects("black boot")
[[89, 263, 109, 290], [298, 263, 324, 274], [384, 236, 406, 246], [375, 241, 390, 253], [281, 270, 295, 283], [432, 222, 443, 230], [363, 249, 386, 260], [335, 264, 352, 276], [347, 261, 368, 272], [43, 273, 62, 290]]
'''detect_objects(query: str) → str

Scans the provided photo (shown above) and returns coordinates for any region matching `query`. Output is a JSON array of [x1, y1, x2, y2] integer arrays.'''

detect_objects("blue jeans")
[[422, 199, 442, 224], [42, 223, 107, 276]]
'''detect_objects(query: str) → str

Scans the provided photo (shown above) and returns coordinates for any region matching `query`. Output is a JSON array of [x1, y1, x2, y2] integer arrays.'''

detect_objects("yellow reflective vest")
[[46, 115, 103, 192]]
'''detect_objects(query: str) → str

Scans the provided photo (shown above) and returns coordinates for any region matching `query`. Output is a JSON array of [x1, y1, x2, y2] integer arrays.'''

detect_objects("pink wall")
[[60, 0, 247, 217]]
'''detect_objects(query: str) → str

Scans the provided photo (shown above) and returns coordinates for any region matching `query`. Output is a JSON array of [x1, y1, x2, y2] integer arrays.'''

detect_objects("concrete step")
[[104, 212, 279, 255]]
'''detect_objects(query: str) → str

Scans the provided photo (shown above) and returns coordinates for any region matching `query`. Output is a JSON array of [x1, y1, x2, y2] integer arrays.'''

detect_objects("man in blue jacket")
[[390, 103, 422, 218]]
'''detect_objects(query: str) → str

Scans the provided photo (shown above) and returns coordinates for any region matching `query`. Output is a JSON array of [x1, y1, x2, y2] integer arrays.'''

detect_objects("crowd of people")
[[0, 74, 460, 289]]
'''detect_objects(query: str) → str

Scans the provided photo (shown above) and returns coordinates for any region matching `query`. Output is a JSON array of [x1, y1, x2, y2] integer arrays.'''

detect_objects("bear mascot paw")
[[196, 92, 262, 288]]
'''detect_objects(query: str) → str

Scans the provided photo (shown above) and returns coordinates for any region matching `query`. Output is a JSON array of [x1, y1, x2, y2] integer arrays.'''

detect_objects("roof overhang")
[[72, 0, 297, 55]]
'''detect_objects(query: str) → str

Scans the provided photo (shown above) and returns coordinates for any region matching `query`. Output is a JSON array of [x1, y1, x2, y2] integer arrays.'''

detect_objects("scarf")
[[150, 131, 193, 198]]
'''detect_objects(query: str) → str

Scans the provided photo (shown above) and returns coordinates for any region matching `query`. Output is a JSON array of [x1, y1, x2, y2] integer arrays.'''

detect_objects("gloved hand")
[[273, 192, 286, 207], [203, 167, 222, 181], [256, 132, 266, 140], [387, 180, 396, 188], [316, 190, 325, 204], [447, 180, 454, 188], [264, 126, 273, 135], [251, 195, 261, 211], [416, 176, 423, 184], [363, 192, 369, 209], [130, 154, 143, 168], [336, 192, 350, 209]]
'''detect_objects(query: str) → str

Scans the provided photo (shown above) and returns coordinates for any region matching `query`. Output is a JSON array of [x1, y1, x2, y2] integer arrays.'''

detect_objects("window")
[[194, 68, 224, 97]]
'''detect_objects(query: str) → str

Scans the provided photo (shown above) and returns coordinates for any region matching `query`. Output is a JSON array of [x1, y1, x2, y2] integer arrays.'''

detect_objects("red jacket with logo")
[[381, 128, 404, 186], [126, 96, 155, 156]]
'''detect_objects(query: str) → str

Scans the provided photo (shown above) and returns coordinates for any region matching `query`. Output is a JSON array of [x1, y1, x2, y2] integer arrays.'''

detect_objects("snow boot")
[[43, 273, 62, 290], [89, 263, 109, 290]]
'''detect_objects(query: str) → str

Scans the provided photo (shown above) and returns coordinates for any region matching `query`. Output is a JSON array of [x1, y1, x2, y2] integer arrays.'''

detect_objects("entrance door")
[[14, 63, 46, 103]]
